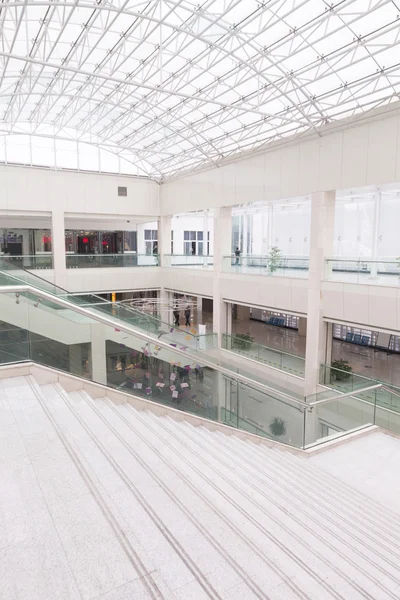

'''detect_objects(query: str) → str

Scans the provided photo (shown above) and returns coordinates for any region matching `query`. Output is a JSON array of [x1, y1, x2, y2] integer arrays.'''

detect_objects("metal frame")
[[0, 0, 399, 179]]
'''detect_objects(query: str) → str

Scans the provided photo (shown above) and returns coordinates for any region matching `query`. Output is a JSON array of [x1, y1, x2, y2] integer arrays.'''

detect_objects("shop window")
[[124, 231, 137, 252], [144, 229, 158, 255], [184, 230, 203, 255]]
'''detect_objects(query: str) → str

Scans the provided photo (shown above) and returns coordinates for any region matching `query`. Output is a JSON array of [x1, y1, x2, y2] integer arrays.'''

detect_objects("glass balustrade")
[[222, 255, 309, 277], [324, 258, 400, 286], [0, 284, 390, 447], [320, 363, 400, 414], [0, 254, 53, 269], [223, 334, 305, 377], [304, 386, 380, 447], [163, 254, 214, 269], [66, 253, 159, 268]]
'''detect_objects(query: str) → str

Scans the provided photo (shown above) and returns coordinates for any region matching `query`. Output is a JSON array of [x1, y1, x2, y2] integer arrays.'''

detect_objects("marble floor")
[[2, 374, 400, 600]]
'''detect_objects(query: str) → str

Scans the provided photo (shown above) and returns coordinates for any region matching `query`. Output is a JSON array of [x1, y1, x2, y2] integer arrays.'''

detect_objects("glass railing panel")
[[163, 254, 213, 269], [88, 301, 216, 351], [0, 286, 311, 447], [304, 388, 377, 447], [0, 261, 65, 296], [220, 407, 271, 438], [223, 334, 305, 378], [0, 254, 53, 270], [66, 253, 160, 268], [222, 255, 309, 277], [221, 378, 306, 448], [279, 353, 305, 377], [325, 258, 400, 286], [375, 385, 400, 412], [319, 364, 377, 394], [0, 321, 30, 364], [0, 271, 27, 287]]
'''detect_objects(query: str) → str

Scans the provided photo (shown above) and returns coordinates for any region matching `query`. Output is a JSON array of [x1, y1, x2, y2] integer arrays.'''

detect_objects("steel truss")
[[0, 0, 400, 180]]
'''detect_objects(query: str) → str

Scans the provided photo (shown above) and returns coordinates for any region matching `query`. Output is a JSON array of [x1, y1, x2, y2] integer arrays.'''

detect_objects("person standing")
[[173, 309, 180, 326], [235, 247, 241, 265], [184, 305, 191, 327]]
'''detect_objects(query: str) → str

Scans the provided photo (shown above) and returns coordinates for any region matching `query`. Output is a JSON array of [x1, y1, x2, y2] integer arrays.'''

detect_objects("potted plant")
[[268, 246, 281, 274], [269, 417, 287, 438], [330, 359, 353, 381], [232, 333, 254, 351]]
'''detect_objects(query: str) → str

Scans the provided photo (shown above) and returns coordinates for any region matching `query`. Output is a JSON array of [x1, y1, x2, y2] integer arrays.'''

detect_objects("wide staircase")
[[2, 373, 400, 600]]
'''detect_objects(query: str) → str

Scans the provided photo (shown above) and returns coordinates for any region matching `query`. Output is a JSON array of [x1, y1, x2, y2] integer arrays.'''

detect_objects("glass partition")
[[223, 334, 305, 377], [222, 255, 309, 277], [0, 255, 53, 269], [163, 254, 213, 268], [66, 253, 159, 268], [304, 388, 378, 448], [324, 258, 400, 286], [320, 364, 381, 394]]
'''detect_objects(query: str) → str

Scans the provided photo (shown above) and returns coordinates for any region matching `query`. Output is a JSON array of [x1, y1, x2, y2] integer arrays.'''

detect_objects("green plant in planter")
[[232, 333, 254, 351], [269, 417, 287, 438], [268, 246, 281, 273], [330, 359, 353, 381]]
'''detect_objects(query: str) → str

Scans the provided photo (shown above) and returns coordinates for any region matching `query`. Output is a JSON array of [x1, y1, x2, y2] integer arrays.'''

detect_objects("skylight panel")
[[0, 0, 399, 179]]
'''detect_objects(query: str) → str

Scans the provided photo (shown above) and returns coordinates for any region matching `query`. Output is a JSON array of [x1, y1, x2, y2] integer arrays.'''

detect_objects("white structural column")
[[90, 323, 107, 385], [159, 215, 172, 322], [370, 190, 382, 279], [158, 215, 171, 265], [51, 209, 67, 289], [213, 207, 232, 346], [304, 191, 336, 397]]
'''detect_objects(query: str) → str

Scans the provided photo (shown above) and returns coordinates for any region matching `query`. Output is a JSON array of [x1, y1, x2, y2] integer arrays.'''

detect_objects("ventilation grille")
[[118, 186, 127, 197]]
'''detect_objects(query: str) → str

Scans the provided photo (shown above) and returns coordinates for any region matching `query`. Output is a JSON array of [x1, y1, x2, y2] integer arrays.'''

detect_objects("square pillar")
[[160, 288, 172, 325], [304, 191, 335, 397], [51, 209, 67, 289], [213, 207, 232, 346], [159, 215, 171, 266]]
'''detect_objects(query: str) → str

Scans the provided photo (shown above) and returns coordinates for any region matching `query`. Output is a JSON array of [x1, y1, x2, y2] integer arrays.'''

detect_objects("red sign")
[[82, 237, 89, 243]]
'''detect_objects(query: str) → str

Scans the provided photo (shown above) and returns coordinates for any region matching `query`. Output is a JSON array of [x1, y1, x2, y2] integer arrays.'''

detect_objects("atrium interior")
[[2, 1, 400, 599]]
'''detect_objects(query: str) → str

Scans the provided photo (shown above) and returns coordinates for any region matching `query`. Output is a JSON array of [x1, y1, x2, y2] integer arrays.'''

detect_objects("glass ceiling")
[[1, 0, 400, 180]]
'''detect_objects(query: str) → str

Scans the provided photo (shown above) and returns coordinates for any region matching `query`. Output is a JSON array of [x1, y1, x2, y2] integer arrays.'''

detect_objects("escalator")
[[0, 256, 308, 446]]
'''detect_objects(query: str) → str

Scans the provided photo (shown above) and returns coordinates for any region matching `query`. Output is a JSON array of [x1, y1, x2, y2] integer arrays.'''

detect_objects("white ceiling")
[[1, 0, 400, 180]]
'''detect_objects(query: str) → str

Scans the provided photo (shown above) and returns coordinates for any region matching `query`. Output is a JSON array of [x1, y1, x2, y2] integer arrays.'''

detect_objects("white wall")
[[161, 104, 400, 215], [334, 197, 375, 257], [322, 280, 400, 332], [29, 267, 161, 293], [0, 165, 160, 217]]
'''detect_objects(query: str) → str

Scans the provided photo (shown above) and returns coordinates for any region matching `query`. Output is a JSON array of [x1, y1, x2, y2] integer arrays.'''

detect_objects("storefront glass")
[[0, 229, 52, 256], [65, 230, 138, 255]]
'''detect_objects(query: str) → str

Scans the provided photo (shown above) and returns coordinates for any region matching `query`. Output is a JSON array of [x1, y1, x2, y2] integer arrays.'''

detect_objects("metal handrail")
[[223, 254, 309, 261], [66, 253, 159, 257], [325, 257, 400, 264], [380, 385, 400, 399], [308, 384, 382, 407], [0, 283, 308, 408]]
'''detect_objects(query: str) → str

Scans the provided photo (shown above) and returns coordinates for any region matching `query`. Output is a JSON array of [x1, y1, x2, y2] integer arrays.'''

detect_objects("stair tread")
[[1, 375, 400, 600]]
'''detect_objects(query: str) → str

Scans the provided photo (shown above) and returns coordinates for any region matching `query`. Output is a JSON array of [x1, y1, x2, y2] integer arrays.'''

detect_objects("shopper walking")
[[185, 305, 191, 326], [173, 309, 180, 326], [235, 247, 241, 265]]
